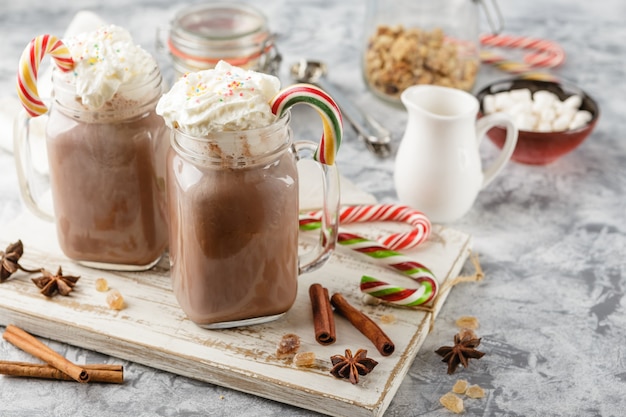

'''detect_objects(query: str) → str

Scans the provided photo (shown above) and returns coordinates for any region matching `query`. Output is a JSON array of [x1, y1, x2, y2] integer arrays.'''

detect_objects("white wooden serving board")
[[0, 212, 471, 417]]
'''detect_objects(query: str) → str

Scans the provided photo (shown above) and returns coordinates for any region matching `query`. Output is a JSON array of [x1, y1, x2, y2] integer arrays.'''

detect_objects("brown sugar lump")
[[466, 384, 486, 399], [455, 316, 479, 330], [292, 352, 316, 367], [106, 289, 125, 310], [276, 333, 301, 358], [95, 277, 109, 292], [439, 392, 464, 413], [452, 379, 469, 394]]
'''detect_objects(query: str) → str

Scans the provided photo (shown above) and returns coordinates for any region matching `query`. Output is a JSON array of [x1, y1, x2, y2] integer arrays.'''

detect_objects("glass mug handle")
[[13, 109, 54, 221], [293, 140, 340, 274]]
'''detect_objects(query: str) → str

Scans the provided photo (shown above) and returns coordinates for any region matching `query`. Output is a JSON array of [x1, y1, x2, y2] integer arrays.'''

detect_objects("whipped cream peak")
[[156, 61, 281, 137], [58, 24, 158, 109]]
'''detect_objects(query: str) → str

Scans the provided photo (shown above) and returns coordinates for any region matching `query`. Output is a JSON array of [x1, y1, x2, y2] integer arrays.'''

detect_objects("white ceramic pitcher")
[[394, 85, 518, 223]]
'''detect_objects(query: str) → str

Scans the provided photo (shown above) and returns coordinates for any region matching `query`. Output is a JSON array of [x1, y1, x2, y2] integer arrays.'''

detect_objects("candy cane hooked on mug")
[[16, 34, 75, 117], [270, 83, 343, 165]]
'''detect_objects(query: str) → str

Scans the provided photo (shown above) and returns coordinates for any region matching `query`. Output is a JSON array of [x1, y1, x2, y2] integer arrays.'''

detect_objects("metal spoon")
[[290, 60, 392, 158]]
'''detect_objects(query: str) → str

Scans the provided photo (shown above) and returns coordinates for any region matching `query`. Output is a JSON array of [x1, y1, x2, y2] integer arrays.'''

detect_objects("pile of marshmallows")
[[482, 88, 593, 132]]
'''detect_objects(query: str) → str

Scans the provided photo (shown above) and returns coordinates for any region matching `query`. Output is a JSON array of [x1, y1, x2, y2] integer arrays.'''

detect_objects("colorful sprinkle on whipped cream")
[[156, 61, 281, 136], [57, 25, 157, 109]]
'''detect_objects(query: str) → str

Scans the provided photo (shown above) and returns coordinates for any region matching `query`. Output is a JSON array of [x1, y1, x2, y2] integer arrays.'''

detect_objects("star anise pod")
[[0, 240, 24, 282], [0, 240, 41, 282], [330, 348, 378, 384], [435, 329, 485, 375], [31, 266, 80, 297]]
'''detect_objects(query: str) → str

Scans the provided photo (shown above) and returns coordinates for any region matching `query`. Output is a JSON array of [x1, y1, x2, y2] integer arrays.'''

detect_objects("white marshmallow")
[[483, 94, 497, 114], [557, 108, 576, 123], [533, 90, 558, 108], [539, 107, 556, 124], [551, 100, 564, 115], [568, 119, 586, 130], [574, 110, 593, 123], [494, 91, 514, 111], [568, 110, 593, 130], [508, 101, 533, 118], [509, 88, 532, 104], [563, 94, 583, 110], [532, 100, 547, 114], [536, 121, 553, 132], [515, 113, 538, 131], [552, 113, 573, 131]]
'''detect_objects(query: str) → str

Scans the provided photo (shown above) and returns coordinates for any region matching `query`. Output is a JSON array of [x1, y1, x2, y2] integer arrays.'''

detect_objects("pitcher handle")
[[13, 109, 55, 221], [476, 113, 518, 189], [294, 140, 340, 274]]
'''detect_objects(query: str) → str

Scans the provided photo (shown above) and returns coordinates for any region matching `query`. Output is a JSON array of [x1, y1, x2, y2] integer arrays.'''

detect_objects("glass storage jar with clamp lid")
[[165, 2, 281, 78], [363, 0, 503, 103]]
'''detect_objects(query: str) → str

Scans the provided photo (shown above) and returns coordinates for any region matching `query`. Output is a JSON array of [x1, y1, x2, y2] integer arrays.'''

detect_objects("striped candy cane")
[[480, 34, 565, 68], [16, 34, 74, 117], [480, 34, 565, 81], [300, 206, 437, 306], [270, 83, 342, 165], [304, 204, 431, 250]]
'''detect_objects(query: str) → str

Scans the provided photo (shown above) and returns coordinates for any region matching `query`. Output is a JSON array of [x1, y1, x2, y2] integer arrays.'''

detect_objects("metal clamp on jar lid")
[[167, 2, 281, 77]]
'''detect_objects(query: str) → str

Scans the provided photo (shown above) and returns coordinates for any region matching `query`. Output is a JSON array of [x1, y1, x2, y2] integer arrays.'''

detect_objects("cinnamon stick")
[[0, 361, 123, 384], [2, 325, 90, 383], [330, 293, 395, 356], [308, 283, 336, 345]]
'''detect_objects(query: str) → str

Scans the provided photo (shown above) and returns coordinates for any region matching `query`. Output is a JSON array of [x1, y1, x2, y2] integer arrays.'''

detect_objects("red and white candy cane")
[[300, 204, 437, 306], [304, 204, 431, 250], [479, 51, 560, 82], [340, 232, 437, 307], [480, 34, 565, 68], [270, 83, 342, 165], [479, 34, 565, 81], [16, 34, 74, 117]]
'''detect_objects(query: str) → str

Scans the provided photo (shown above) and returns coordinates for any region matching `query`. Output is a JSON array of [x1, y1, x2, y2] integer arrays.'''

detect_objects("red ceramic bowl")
[[476, 79, 600, 165]]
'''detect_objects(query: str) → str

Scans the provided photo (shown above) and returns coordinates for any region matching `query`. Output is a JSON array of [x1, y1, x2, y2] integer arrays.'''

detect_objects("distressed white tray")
[[0, 212, 471, 417]]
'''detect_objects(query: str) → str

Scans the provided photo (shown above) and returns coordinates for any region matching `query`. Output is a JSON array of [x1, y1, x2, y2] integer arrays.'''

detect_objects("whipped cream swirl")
[[156, 61, 280, 137], [58, 25, 158, 109]]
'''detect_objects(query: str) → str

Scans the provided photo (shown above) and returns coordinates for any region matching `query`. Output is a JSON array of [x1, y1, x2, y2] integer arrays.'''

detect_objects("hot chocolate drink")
[[46, 105, 168, 268], [167, 137, 299, 324], [158, 62, 298, 326], [158, 61, 339, 328], [43, 25, 168, 269]]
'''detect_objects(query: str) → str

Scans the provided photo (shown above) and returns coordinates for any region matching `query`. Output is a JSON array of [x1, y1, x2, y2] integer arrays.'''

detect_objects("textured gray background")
[[0, 0, 625, 416]]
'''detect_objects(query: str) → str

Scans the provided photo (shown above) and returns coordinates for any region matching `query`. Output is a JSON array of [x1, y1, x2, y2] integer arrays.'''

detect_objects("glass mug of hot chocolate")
[[157, 62, 341, 328], [14, 26, 169, 271]]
